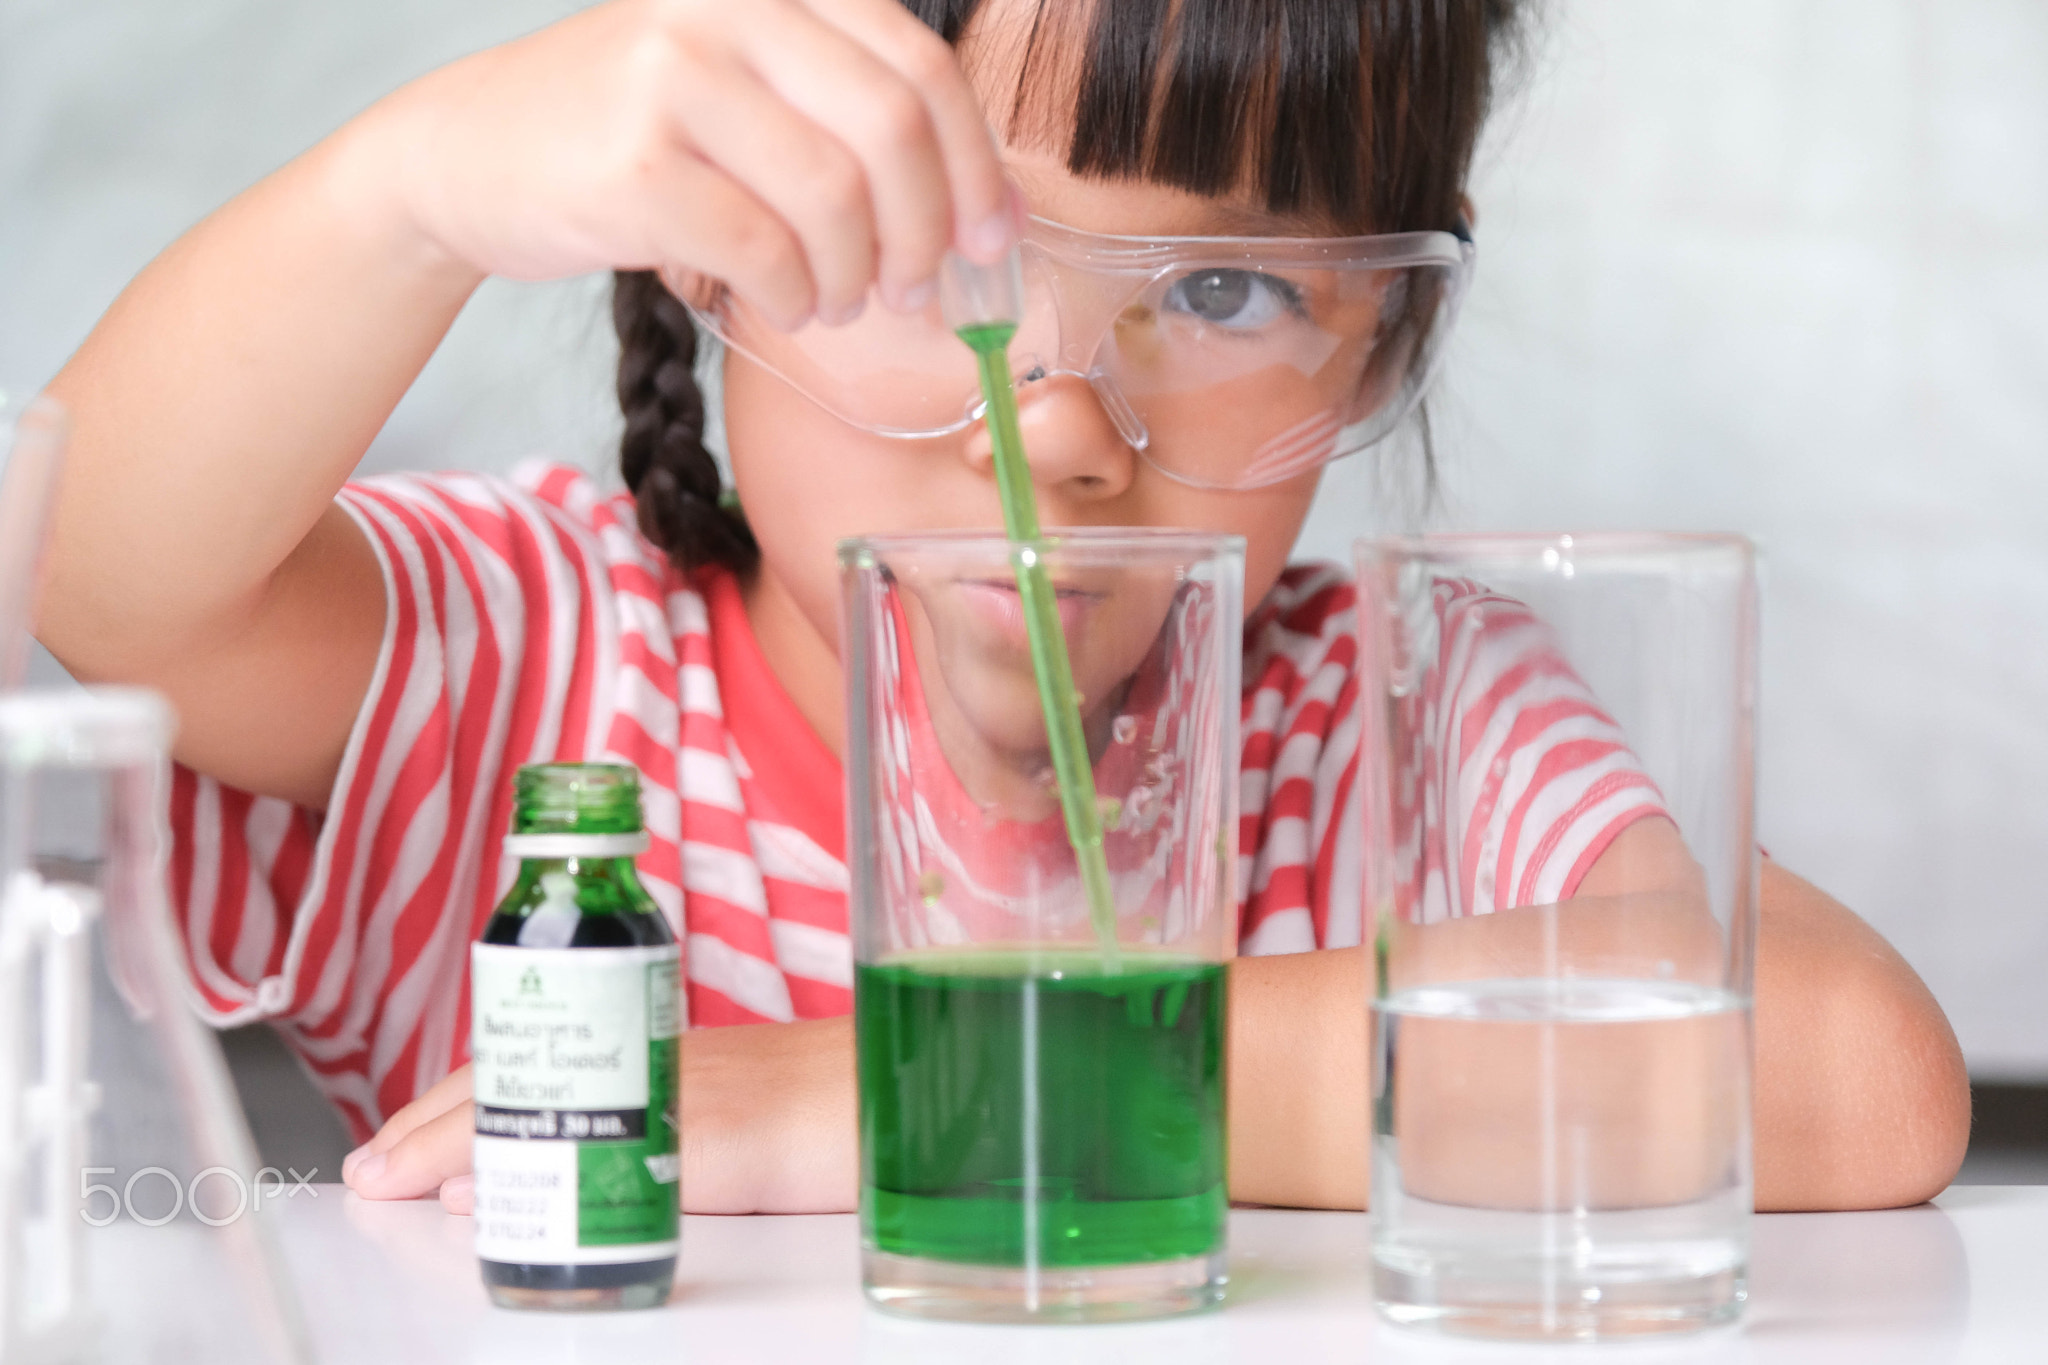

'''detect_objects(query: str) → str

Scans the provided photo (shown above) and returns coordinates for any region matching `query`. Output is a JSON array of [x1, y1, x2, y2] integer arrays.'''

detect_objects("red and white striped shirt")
[[167, 466, 1649, 1141]]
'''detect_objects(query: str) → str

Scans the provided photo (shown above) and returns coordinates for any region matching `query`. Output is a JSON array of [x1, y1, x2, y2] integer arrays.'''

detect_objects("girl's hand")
[[342, 1017, 859, 1214], [41, 0, 1015, 807], [342, 1064, 477, 1212], [353, 0, 1017, 327]]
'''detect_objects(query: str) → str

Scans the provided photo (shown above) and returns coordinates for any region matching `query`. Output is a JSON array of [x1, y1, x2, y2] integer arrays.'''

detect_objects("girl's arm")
[[1744, 860, 1970, 1208], [350, 852, 1970, 1214], [38, 0, 1012, 806], [1227, 856, 1972, 1211], [40, 141, 477, 806]]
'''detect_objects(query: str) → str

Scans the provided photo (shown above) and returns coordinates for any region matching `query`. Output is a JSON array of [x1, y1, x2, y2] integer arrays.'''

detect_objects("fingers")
[[345, 1098, 474, 1201], [800, 0, 1016, 263], [647, 0, 1015, 328], [664, 60, 877, 324], [440, 1173, 476, 1216], [631, 151, 815, 331], [737, 0, 967, 309], [357, 0, 1015, 322], [341, 1062, 473, 1185]]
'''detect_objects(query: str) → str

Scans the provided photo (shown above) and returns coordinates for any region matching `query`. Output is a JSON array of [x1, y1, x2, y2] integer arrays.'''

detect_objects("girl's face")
[[723, 147, 1325, 666], [712, 1, 1355, 769]]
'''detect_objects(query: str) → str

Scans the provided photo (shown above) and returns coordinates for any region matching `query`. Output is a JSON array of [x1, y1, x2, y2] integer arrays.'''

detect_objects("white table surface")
[[264, 1185, 2039, 1364]]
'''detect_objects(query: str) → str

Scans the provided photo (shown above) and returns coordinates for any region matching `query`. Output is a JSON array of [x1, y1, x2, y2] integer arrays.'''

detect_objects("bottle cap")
[[511, 762, 644, 835]]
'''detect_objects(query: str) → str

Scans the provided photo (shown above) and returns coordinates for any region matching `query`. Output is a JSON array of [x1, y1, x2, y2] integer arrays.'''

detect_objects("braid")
[[613, 270, 759, 575]]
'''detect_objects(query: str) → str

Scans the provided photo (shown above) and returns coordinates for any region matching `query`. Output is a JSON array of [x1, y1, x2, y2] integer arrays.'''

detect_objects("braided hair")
[[613, 270, 758, 575]]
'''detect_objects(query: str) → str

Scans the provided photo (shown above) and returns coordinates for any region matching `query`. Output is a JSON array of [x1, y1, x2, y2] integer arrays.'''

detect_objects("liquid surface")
[[858, 951, 1227, 1268], [1373, 979, 1750, 1332]]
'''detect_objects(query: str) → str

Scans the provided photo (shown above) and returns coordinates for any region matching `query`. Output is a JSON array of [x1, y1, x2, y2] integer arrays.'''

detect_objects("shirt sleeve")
[[1396, 577, 1666, 924], [1236, 567, 1665, 956], [164, 469, 617, 1139]]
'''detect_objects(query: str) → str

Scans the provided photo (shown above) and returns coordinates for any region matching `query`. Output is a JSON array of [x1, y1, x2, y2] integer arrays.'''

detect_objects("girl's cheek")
[[1136, 473, 1321, 615]]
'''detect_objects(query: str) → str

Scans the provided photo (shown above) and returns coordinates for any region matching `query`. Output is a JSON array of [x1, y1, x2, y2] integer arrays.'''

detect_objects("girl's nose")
[[960, 373, 1137, 503]]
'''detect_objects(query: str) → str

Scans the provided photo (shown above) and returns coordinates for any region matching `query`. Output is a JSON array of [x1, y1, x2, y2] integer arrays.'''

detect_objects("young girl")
[[39, 0, 1967, 1216]]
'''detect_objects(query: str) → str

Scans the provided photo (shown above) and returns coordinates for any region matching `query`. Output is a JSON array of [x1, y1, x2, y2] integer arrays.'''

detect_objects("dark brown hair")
[[615, 0, 1532, 574]]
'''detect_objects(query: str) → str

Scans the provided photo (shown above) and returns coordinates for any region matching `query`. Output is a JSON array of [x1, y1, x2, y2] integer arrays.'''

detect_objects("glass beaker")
[[1355, 533, 1758, 1340], [0, 687, 312, 1363], [841, 529, 1243, 1323]]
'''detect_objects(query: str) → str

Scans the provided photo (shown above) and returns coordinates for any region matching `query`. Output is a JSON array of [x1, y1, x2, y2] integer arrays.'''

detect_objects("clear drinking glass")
[[1355, 533, 1758, 1341], [840, 529, 1244, 1323]]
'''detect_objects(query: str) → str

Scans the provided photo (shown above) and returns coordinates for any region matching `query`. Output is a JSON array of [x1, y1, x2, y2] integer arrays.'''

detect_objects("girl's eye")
[[1162, 269, 1305, 330]]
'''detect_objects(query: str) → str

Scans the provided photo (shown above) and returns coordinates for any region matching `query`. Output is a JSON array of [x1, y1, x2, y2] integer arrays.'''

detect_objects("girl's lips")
[[954, 577, 1098, 647]]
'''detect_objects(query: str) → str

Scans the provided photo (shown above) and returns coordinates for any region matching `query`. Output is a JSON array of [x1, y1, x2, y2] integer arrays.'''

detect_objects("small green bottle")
[[470, 763, 681, 1311]]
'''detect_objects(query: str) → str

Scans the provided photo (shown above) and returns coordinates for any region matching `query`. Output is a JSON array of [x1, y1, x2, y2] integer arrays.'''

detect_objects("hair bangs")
[[903, 0, 1514, 236]]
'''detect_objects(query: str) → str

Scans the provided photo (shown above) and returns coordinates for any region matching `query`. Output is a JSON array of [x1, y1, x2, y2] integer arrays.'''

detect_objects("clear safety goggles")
[[690, 216, 1475, 491]]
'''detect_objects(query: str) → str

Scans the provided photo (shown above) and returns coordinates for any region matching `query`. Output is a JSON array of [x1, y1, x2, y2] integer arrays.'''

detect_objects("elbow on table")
[[1870, 991, 1972, 1208], [1757, 953, 1971, 1212]]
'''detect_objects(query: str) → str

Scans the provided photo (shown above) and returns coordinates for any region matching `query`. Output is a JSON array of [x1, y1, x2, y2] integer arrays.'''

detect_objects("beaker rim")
[[838, 526, 1246, 568]]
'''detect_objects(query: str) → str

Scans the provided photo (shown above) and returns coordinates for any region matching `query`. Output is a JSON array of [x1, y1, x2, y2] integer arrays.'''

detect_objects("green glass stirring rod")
[[942, 250, 1121, 970]]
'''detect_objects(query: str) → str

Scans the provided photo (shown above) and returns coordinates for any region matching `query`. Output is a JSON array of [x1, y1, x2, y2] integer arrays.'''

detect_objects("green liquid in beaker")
[[856, 951, 1228, 1267]]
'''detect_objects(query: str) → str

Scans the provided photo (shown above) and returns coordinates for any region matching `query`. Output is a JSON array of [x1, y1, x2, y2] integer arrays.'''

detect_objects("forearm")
[[41, 113, 480, 677], [1226, 946, 1370, 1209], [681, 953, 1382, 1214], [1218, 864, 1969, 1215], [502, 864, 1968, 1219], [681, 1017, 860, 1214]]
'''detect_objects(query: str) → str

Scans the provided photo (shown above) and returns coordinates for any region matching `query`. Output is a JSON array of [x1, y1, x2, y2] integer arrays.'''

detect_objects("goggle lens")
[[693, 218, 1472, 490]]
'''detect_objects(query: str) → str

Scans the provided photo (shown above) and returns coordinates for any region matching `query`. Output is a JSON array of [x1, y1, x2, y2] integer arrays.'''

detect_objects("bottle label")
[[470, 943, 681, 1264]]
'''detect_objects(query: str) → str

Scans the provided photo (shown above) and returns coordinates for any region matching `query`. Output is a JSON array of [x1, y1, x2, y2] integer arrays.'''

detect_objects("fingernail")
[[341, 1143, 368, 1183], [964, 209, 1016, 264], [440, 1174, 475, 1214], [351, 1151, 387, 1186]]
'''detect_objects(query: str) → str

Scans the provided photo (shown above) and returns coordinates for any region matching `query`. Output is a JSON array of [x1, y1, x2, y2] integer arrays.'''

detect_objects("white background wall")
[[5, 1, 2045, 1073]]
